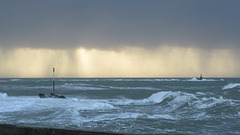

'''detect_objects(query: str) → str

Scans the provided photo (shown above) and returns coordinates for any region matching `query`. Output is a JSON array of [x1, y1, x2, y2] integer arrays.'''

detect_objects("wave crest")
[[0, 93, 8, 98], [222, 83, 240, 90], [187, 78, 221, 82]]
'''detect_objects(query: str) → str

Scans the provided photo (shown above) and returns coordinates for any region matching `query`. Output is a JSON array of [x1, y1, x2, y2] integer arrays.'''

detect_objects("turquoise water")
[[0, 78, 239, 134]]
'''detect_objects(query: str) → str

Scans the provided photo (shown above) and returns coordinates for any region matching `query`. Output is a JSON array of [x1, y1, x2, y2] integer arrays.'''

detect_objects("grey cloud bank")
[[0, 0, 239, 49]]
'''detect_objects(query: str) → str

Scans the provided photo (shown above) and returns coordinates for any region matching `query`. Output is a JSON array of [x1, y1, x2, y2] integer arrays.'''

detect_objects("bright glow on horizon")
[[0, 46, 239, 78]]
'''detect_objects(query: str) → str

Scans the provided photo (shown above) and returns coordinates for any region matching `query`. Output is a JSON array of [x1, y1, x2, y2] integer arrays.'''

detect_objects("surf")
[[222, 83, 240, 90]]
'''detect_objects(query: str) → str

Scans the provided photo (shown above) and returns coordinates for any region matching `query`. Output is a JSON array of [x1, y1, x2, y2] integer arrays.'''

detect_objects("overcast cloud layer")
[[0, 0, 239, 49]]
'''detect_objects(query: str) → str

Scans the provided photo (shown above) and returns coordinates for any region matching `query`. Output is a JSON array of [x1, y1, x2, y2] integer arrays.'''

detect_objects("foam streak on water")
[[0, 78, 239, 135]]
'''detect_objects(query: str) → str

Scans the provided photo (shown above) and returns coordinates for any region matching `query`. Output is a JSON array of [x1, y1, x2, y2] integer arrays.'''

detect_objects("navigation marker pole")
[[53, 68, 55, 93], [39, 67, 65, 98]]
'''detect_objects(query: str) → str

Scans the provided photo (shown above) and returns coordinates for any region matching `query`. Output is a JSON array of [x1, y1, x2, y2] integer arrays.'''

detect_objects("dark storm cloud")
[[0, 0, 239, 49]]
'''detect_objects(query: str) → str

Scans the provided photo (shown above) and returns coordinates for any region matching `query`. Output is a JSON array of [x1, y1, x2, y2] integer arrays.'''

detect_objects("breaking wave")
[[0, 93, 8, 98], [111, 91, 234, 112], [222, 83, 240, 90], [111, 91, 196, 107], [0, 90, 238, 135], [187, 78, 222, 82], [145, 91, 196, 105], [0, 96, 116, 114], [146, 91, 233, 110]]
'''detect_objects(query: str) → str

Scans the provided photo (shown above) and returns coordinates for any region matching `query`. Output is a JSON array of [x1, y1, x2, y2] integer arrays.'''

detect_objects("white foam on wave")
[[91, 102, 116, 110], [0, 96, 116, 114], [72, 113, 136, 124], [113, 78, 179, 82], [155, 79, 180, 81], [111, 79, 157, 82], [109, 92, 172, 105], [196, 92, 206, 96], [10, 79, 21, 82], [78, 78, 180, 82], [59, 83, 106, 90], [74, 112, 176, 125], [222, 83, 240, 90], [187, 78, 220, 82], [146, 91, 177, 103], [111, 91, 196, 107], [0, 96, 119, 125], [117, 112, 176, 120], [144, 91, 197, 109], [0, 93, 8, 98], [38, 98, 117, 111], [136, 92, 235, 113], [109, 86, 160, 90], [195, 96, 231, 109], [167, 94, 194, 111], [0, 97, 34, 113]]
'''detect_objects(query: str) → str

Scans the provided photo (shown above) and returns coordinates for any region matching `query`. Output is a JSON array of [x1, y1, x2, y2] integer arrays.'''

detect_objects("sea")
[[0, 78, 239, 135]]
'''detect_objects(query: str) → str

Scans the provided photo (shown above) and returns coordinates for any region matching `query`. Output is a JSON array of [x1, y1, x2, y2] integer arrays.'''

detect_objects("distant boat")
[[39, 68, 66, 99], [198, 74, 203, 80]]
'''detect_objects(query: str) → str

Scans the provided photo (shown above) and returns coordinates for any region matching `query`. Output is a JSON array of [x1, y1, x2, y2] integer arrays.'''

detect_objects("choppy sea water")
[[0, 78, 239, 135]]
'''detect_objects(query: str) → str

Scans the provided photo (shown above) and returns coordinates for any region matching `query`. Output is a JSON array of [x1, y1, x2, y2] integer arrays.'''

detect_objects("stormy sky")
[[0, 0, 240, 77], [1, 0, 239, 49]]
